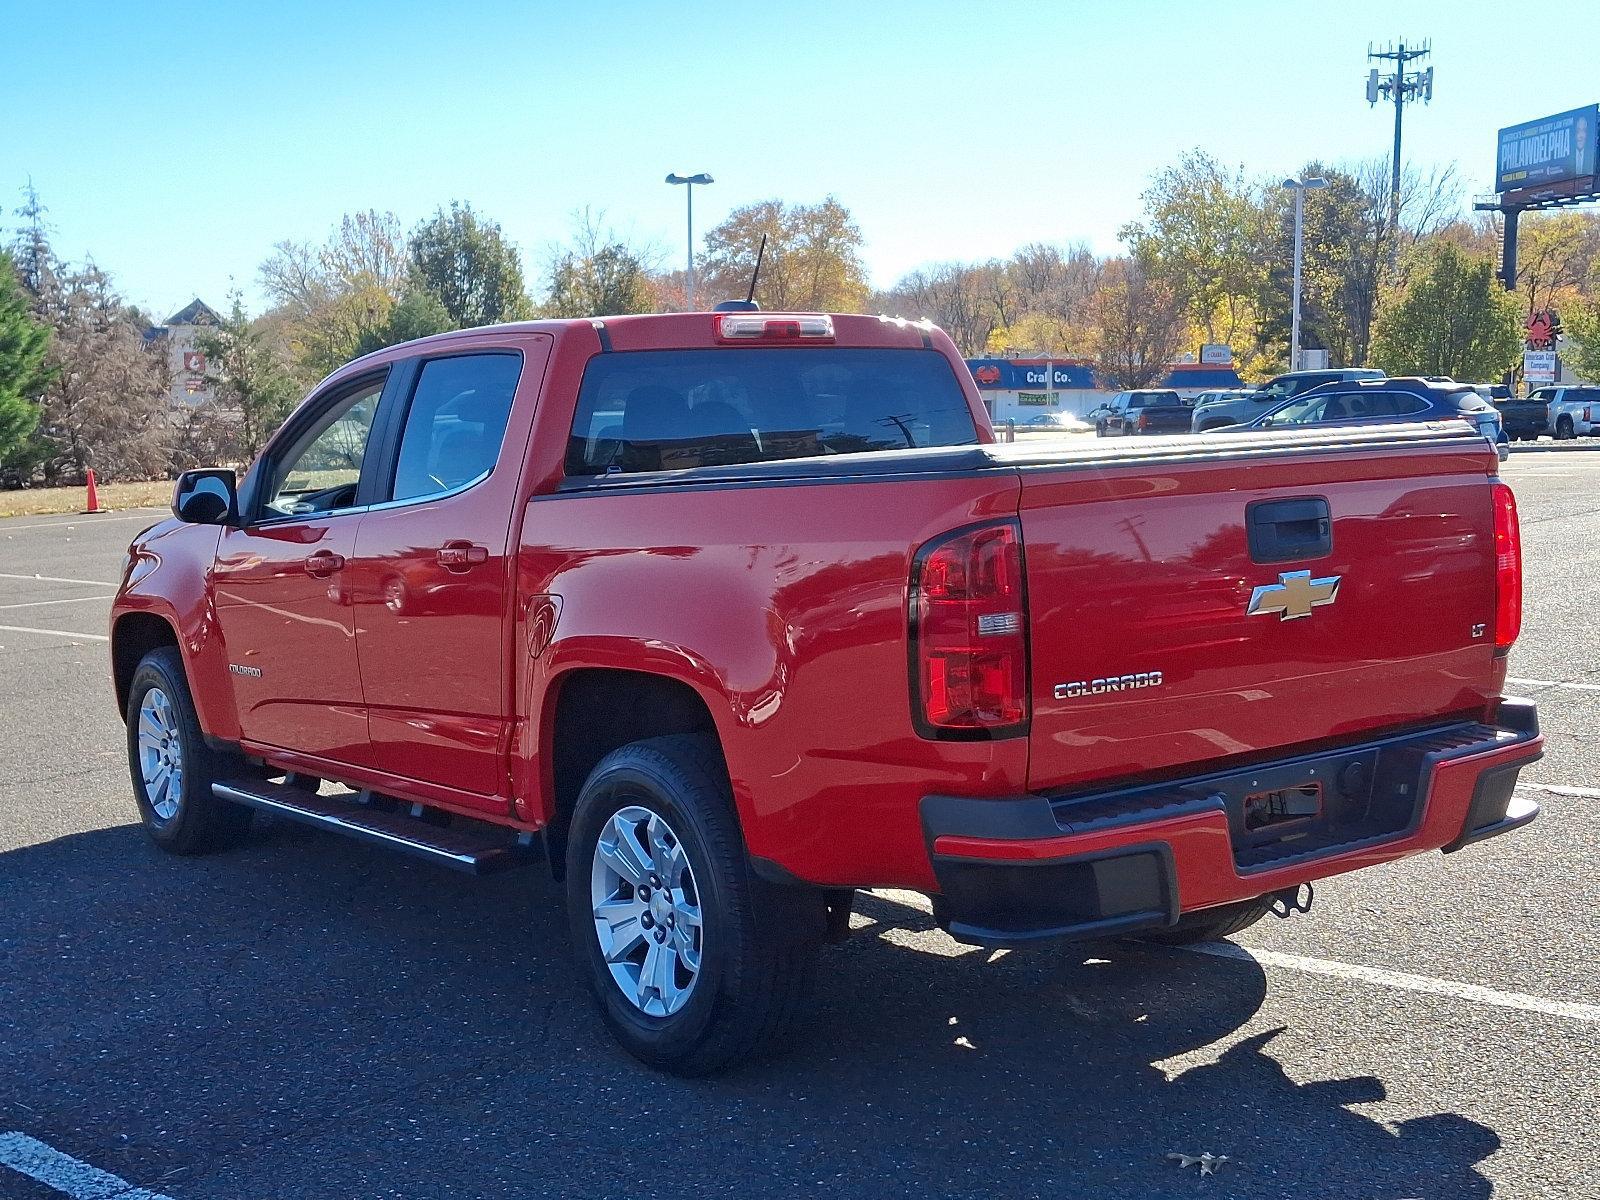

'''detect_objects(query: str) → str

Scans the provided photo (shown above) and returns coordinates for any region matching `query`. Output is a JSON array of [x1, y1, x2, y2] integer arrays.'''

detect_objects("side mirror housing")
[[172, 469, 238, 525]]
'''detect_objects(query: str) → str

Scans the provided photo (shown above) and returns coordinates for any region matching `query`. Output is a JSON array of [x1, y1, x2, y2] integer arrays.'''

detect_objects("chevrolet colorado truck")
[[111, 310, 1543, 1075]]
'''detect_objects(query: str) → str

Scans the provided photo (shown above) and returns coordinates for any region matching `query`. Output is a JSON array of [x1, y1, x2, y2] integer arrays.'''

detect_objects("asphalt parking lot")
[[0, 453, 1596, 1200]]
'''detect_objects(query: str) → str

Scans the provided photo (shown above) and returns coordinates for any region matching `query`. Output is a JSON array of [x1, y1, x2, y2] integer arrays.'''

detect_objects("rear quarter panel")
[[514, 473, 1028, 890]]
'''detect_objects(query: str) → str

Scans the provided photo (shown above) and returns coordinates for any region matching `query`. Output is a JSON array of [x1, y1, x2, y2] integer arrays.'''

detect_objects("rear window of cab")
[[564, 348, 979, 477]]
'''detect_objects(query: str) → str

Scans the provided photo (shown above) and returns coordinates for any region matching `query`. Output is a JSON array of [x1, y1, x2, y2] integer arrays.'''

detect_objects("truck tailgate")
[[1137, 405, 1194, 433], [1010, 427, 1503, 792]]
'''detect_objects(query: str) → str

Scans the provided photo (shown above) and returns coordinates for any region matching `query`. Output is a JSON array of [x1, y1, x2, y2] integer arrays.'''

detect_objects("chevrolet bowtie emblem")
[[1247, 569, 1341, 620]]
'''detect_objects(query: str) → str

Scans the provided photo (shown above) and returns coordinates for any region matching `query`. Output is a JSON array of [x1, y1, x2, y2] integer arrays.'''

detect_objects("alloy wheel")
[[590, 804, 704, 1017], [137, 687, 184, 821]]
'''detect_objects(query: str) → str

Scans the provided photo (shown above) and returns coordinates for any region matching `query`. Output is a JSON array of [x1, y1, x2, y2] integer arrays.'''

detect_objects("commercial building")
[[965, 358, 1246, 425], [143, 299, 222, 409]]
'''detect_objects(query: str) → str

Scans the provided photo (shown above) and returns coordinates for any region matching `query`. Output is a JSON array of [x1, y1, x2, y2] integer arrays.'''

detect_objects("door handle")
[[437, 542, 489, 571], [1247, 498, 1332, 564], [304, 551, 346, 578]]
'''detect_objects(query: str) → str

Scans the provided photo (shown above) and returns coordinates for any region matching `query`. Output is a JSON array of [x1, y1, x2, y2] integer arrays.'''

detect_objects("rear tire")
[[565, 734, 823, 1076], [1556, 416, 1575, 440], [1136, 898, 1271, 945], [126, 647, 254, 854]]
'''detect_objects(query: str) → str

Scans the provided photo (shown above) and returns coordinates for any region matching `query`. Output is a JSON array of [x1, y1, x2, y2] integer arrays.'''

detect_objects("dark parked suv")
[[1245, 377, 1507, 458], [1191, 368, 1385, 432]]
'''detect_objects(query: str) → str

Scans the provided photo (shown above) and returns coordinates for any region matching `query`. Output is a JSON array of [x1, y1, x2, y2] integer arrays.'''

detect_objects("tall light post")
[[665, 172, 713, 310], [1284, 175, 1329, 372]]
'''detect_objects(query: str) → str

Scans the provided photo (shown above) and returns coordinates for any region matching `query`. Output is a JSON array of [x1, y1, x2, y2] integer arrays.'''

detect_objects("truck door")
[[212, 372, 389, 762], [347, 339, 550, 812]]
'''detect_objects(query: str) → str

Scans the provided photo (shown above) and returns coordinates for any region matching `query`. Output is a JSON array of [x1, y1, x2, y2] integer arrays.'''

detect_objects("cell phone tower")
[[1366, 39, 1435, 266]]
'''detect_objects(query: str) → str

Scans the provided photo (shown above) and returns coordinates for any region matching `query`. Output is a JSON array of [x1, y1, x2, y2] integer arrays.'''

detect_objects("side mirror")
[[172, 469, 238, 525]]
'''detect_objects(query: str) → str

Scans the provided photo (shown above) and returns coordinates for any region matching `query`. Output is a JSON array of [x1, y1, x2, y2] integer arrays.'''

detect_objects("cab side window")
[[390, 353, 522, 503], [262, 377, 384, 519]]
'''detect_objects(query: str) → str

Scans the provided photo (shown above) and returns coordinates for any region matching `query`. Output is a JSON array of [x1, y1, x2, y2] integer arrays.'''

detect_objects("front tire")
[[566, 734, 822, 1076], [127, 647, 254, 854]]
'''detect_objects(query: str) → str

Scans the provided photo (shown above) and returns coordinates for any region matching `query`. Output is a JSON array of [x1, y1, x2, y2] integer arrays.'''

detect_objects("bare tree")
[[1088, 258, 1186, 388], [544, 209, 661, 317], [258, 238, 332, 320], [33, 262, 171, 482], [877, 263, 1004, 356]]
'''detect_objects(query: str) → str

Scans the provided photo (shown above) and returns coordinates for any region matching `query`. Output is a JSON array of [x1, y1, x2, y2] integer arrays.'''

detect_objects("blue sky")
[[4, 0, 1597, 320]]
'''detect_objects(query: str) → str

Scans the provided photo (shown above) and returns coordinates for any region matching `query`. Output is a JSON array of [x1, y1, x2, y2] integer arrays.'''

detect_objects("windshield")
[[565, 348, 979, 477]]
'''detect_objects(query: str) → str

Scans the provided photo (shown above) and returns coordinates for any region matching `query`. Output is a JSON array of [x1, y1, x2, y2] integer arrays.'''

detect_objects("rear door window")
[[1343, 392, 1429, 418], [390, 353, 522, 502], [564, 348, 978, 477]]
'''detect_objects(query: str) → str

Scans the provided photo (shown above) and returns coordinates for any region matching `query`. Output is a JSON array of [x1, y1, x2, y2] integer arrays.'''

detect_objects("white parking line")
[[0, 1132, 175, 1199], [1507, 676, 1600, 692], [0, 595, 111, 612], [1520, 781, 1600, 799], [0, 623, 109, 642], [0, 572, 118, 588], [1182, 942, 1600, 1023], [1, 511, 163, 531]]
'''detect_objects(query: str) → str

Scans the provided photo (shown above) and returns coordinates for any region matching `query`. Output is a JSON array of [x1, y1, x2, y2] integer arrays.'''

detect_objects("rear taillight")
[[1136, 412, 1150, 431], [910, 521, 1028, 737], [1492, 482, 1522, 651]]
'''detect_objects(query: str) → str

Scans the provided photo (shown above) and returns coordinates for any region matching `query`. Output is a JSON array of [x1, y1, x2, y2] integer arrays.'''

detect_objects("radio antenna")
[[745, 234, 767, 305]]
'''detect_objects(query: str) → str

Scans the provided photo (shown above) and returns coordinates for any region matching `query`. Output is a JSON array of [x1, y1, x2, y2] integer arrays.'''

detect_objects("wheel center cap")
[[650, 892, 672, 925]]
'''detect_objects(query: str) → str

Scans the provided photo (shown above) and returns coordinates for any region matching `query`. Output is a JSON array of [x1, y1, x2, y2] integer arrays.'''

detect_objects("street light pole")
[[1284, 175, 1329, 372], [665, 172, 714, 310]]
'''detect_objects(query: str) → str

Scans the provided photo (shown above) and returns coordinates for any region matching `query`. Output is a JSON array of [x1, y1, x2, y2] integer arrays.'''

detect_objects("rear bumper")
[[922, 701, 1543, 946]]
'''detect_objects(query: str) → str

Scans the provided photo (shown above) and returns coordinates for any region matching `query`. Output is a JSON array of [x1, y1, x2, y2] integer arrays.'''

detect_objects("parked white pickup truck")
[[1529, 385, 1600, 440]]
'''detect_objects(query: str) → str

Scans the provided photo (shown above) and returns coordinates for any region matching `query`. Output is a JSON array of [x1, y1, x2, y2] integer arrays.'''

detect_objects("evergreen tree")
[[0, 251, 53, 467], [197, 293, 301, 460]]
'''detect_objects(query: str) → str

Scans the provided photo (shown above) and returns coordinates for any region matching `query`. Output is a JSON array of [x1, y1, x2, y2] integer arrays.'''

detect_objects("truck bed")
[[539, 420, 1503, 886]]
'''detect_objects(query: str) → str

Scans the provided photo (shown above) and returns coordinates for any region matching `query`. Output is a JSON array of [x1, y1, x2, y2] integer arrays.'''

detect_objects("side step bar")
[[212, 779, 539, 875]]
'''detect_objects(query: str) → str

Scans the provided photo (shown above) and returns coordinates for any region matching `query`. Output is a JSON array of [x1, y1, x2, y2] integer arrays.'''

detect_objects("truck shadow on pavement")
[[0, 820, 1499, 1200]]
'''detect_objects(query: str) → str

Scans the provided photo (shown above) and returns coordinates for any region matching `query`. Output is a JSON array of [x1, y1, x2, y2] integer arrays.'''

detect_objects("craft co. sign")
[[966, 360, 1097, 390]]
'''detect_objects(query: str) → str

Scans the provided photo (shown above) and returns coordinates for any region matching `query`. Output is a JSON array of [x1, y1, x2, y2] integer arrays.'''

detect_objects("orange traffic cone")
[[82, 469, 108, 514]]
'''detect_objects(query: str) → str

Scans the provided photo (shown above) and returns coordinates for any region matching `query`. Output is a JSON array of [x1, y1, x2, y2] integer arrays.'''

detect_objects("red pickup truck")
[[110, 310, 1542, 1075]]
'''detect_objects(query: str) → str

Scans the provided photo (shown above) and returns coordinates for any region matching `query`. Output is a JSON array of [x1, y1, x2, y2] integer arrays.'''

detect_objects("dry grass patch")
[[0, 480, 171, 519]]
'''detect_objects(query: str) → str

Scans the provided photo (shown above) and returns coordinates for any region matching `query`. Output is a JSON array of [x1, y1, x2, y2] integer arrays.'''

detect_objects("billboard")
[[1496, 105, 1598, 191]]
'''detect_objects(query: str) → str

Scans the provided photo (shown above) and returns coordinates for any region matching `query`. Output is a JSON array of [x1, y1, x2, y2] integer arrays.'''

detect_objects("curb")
[[1508, 441, 1600, 454]]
